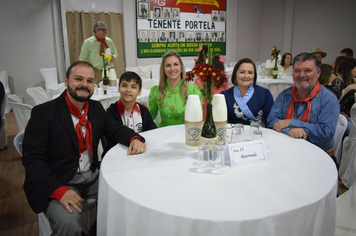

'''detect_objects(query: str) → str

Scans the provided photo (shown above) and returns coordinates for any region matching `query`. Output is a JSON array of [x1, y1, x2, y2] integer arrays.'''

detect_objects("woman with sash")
[[221, 58, 274, 126]]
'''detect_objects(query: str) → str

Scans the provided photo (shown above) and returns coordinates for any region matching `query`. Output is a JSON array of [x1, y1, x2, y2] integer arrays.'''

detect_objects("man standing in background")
[[79, 21, 118, 85]]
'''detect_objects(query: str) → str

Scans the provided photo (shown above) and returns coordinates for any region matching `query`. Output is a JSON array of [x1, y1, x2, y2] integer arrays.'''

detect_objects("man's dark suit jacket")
[[22, 92, 143, 213]]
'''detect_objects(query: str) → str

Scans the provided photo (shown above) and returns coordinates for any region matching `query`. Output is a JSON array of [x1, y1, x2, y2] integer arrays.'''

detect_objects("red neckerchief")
[[65, 92, 93, 156], [284, 81, 321, 122], [94, 34, 108, 56], [117, 99, 141, 116]]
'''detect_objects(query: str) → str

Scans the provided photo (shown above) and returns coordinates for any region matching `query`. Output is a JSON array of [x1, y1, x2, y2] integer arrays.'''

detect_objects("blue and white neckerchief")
[[233, 85, 258, 121]]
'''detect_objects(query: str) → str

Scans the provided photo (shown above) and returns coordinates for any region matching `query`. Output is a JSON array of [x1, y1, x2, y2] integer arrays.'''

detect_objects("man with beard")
[[22, 61, 146, 235], [267, 53, 339, 164]]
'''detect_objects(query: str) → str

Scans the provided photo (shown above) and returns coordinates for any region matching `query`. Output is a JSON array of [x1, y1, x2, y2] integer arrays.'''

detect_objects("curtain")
[[66, 11, 125, 76]]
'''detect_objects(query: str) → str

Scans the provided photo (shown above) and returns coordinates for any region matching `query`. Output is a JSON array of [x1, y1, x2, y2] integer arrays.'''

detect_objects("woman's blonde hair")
[[158, 51, 188, 104]]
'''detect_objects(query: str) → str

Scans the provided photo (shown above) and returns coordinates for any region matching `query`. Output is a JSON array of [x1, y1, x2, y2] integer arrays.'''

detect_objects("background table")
[[98, 125, 338, 236], [256, 75, 294, 100]]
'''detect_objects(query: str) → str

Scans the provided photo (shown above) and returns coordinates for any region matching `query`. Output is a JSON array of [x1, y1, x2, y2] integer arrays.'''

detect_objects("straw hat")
[[311, 48, 327, 58]]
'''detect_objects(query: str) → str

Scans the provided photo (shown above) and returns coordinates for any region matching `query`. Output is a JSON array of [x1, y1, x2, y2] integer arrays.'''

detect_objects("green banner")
[[137, 41, 226, 57]]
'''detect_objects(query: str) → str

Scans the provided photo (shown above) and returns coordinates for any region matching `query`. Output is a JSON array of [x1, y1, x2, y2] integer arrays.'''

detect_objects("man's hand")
[[288, 128, 307, 139], [110, 56, 115, 63], [128, 139, 146, 155], [59, 189, 84, 213], [273, 119, 291, 132]]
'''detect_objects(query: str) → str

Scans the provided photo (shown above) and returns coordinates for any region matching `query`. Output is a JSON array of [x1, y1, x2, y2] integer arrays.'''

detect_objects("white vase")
[[212, 94, 227, 141], [185, 95, 203, 150]]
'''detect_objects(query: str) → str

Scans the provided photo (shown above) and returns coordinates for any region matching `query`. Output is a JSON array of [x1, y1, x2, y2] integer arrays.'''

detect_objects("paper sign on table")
[[225, 140, 267, 166], [106, 87, 120, 95]]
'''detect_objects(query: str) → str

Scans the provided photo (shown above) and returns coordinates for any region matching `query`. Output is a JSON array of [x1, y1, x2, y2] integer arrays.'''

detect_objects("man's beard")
[[295, 75, 318, 92], [67, 85, 93, 102]]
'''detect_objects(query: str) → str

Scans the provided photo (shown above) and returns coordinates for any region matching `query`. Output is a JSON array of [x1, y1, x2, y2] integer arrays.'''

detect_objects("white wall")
[[0, 0, 64, 103], [1, 0, 355, 103]]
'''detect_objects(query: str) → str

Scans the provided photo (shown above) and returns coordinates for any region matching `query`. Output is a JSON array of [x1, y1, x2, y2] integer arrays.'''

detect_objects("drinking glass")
[[210, 145, 225, 175], [249, 121, 260, 141], [196, 145, 210, 173], [230, 129, 242, 143], [260, 65, 266, 79], [252, 130, 263, 140]]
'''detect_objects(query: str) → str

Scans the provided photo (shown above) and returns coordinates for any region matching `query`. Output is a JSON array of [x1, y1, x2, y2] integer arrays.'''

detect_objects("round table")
[[97, 125, 337, 236]]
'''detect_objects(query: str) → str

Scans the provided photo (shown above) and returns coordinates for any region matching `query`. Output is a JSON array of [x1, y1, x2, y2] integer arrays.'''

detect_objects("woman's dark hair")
[[280, 53, 292, 66], [212, 55, 224, 71], [197, 45, 209, 64], [231, 58, 257, 87], [319, 64, 333, 86], [333, 56, 347, 76], [339, 58, 356, 86]]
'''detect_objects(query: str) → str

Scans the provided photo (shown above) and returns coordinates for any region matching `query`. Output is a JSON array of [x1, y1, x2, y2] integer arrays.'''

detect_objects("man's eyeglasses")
[[98, 29, 108, 32]]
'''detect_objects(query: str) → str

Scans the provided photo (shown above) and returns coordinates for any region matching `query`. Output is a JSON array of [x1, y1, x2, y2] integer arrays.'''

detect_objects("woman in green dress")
[[149, 51, 202, 127]]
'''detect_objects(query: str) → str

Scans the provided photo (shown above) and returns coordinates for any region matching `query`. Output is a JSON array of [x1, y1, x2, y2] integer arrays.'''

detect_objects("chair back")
[[40, 68, 58, 88], [267, 82, 293, 100], [13, 130, 25, 156], [40, 68, 60, 99], [26, 87, 49, 106], [8, 102, 33, 132], [138, 66, 151, 80], [99, 96, 120, 110], [142, 78, 159, 90], [150, 64, 160, 80], [333, 114, 348, 164], [335, 181, 356, 235], [8, 94, 23, 104]]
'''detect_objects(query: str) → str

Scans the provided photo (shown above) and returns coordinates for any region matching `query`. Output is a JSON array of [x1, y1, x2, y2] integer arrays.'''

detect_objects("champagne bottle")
[[102, 69, 109, 94], [201, 103, 218, 145], [273, 59, 278, 79]]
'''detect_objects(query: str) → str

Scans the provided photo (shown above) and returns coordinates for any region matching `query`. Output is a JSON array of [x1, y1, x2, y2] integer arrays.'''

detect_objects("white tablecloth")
[[98, 125, 338, 236], [256, 75, 294, 88]]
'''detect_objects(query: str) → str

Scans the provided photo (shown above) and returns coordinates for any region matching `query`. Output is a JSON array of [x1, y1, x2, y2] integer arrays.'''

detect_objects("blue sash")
[[233, 85, 258, 121]]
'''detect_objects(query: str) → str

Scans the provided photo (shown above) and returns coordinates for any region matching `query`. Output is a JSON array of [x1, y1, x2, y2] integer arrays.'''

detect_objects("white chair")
[[183, 60, 195, 69], [0, 71, 12, 113], [26, 87, 49, 106], [150, 64, 161, 80], [142, 78, 159, 90], [40, 68, 65, 99], [8, 102, 33, 132], [125, 66, 140, 74], [99, 96, 120, 110], [267, 82, 293, 100], [339, 103, 356, 189], [229, 62, 237, 67], [335, 182, 356, 236], [333, 114, 348, 165], [138, 66, 151, 80], [13, 129, 25, 156], [8, 94, 23, 104]]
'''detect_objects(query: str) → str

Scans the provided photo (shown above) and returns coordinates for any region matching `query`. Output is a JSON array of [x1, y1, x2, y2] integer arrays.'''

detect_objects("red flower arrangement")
[[271, 46, 281, 61], [186, 60, 227, 104]]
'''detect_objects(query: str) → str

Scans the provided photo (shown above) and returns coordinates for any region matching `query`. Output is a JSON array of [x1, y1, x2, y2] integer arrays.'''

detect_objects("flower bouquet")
[[185, 46, 228, 142]]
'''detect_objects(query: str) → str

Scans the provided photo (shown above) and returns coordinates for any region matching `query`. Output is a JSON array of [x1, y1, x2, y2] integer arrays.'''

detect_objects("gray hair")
[[93, 21, 107, 33], [293, 52, 320, 71]]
